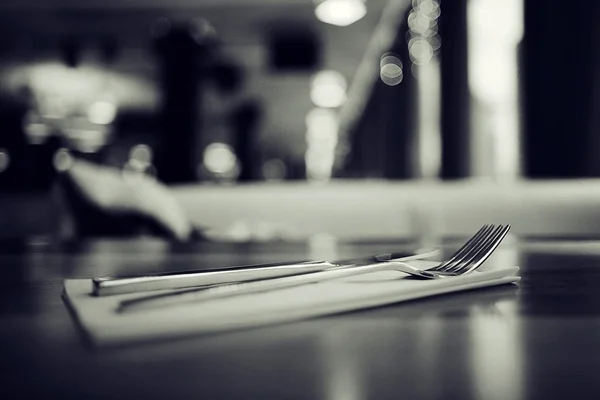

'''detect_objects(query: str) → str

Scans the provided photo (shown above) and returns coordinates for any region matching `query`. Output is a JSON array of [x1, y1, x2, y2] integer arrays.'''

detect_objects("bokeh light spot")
[[315, 0, 367, 27], [203, 142, 238, 175]]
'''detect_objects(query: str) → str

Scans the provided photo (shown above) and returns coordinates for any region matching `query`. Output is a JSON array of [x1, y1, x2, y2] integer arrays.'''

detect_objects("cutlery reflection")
[[93, 248, 440, 296]]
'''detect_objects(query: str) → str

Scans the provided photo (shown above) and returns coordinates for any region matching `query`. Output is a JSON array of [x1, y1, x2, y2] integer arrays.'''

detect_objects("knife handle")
[[92, 260, 333, 296], [117, 261, 402, 313]]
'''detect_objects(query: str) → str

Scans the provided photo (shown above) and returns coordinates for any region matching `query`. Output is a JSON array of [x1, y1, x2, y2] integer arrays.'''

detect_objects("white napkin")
[[63, 261, 520, 347]]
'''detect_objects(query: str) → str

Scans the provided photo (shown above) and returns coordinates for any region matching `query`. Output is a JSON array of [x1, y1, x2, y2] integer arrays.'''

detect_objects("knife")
[[92, 248, 440, 296]]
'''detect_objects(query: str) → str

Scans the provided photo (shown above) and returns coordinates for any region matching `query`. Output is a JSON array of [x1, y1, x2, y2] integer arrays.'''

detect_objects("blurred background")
[[2, 0, 600, 241]]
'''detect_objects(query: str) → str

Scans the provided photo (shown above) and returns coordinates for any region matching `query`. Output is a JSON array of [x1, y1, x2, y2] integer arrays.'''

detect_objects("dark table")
[[2, 236, 600, 399]]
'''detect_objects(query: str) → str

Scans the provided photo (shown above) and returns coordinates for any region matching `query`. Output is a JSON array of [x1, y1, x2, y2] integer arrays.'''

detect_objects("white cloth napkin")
[[63, 261, 520, 347]]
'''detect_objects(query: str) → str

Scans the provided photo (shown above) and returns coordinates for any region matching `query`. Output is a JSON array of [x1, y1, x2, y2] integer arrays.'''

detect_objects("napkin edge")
[[65, 275, 520, 348], [61, 287, 96, 350]]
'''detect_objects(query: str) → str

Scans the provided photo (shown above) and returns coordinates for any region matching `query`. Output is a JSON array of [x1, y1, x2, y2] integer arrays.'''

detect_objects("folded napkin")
[[63, 261, 520, 347]]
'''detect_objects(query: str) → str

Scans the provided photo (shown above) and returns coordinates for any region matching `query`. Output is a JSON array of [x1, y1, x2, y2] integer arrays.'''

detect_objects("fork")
[[117, 224, 510, 313]]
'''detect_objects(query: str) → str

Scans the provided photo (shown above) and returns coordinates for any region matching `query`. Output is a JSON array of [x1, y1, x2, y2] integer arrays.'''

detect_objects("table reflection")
[[470, 300, 524, 400], [312, 283, 520, 400]]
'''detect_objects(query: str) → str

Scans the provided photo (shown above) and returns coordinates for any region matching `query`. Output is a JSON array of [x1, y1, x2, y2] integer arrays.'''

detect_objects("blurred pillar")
[[589, 2, 600, 176], [438, 0, 471, 179], [467, 0, 523, 181], [523, 0, 598, 178], [582, 3, 600, 177], [153, 20, 215, 184]]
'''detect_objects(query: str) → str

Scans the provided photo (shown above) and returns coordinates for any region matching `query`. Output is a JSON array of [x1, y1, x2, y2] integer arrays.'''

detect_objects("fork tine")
[[438, 224, 510, 274], [437, 225, 503, 272], [457, 224, 511, 273], [427, 224, 494, 272]]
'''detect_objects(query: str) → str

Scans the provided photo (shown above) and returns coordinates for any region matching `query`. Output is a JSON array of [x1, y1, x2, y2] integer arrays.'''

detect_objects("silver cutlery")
[[117, 224, 510, 313], [93, 248, 441, 296]]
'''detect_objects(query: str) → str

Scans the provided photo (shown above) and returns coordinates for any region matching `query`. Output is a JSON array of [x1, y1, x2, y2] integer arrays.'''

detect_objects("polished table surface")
[[2, 236, 600, 399]]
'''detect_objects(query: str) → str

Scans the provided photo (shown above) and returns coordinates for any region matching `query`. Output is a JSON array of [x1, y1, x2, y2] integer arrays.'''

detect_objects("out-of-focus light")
[[408, 10, 431, 35], [306, 108, 338, 132], [28, 64, 99, 99], [306, 129, 338, 148], [380, 53, 403, 86], [381, 64, 403, 85], [63, 117, 110, 153], [306, 108, 338, 131], [305, 108, 339, 144], [310, 70, 347, 108], [416, 0, 441, 19], [305, 146, 335, 181], [468, 0, 523, 104], [406, 0, 440, 73], [415, 58, 442, 178], [306, 147, 335, 166], [125, 159, 144, 173], [408, 0, 441, 36], [315, 0, 367, 27], [429, 34, 441, 51], [305, 107, 339, 181], [203, 142, 238, 175], [88, 100, 117, 125], [409, 37, 433, 65], [25, 123, 51, 144], [127, 144, 153, 173], [39, 96, 68, 120], [129, 144, 153, 166], [308, 232, 338, 259], [0, 149, 10, 173], [53, 148, 73, 172], [3, 62, 156, 113], [262, 158, 287, 181], [23, 112, 51, 144], [411, 63, 421, 79], [469, 0, 523, 43]]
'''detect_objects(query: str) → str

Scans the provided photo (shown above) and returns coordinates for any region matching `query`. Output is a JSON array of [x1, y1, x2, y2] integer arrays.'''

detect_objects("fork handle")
[[117, 261, 416, 313]]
